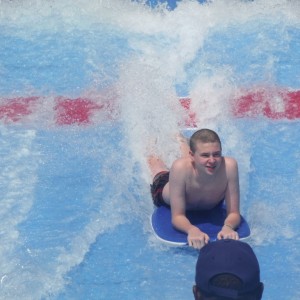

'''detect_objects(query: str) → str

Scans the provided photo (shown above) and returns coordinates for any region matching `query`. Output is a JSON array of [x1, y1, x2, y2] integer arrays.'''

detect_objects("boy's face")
[[190, 141, 222, 175]]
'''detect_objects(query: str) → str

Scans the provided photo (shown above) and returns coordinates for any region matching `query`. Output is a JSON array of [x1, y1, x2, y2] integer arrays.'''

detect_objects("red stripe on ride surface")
[[179, 97, 197, 127], [0, 97, 39, 122], [54, 98, 103, 125], [233, 89, 300, 119], [1, 88, 299, 125]]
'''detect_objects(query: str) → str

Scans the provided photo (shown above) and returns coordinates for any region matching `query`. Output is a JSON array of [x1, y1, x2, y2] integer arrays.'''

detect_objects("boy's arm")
[[217, 157, 241, 240], [169, 159, 209, 249]]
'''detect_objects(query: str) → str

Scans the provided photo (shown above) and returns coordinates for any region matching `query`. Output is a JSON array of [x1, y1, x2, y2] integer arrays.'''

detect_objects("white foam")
[[0, 126, 39, 299], [1, 0, 300, 298]]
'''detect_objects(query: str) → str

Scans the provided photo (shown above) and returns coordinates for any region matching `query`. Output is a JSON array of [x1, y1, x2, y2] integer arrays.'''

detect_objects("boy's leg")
[[148, 155, 168, 179], [177, 133, 190, 158], [148, 133, 189, 178]]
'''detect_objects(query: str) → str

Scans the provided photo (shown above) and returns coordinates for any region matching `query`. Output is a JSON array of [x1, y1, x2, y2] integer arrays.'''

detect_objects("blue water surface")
[[0, 1, 299, 300]]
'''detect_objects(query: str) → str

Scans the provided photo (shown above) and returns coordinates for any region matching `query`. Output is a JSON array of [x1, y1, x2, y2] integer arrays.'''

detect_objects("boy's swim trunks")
[[150, 171, 169, 207]]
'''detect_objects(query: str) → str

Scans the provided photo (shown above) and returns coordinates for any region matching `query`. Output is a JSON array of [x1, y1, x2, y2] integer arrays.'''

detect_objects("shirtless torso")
[[163, 140, 241, 249], [163, 156, 229, 210], [148, 129, 241, 249]]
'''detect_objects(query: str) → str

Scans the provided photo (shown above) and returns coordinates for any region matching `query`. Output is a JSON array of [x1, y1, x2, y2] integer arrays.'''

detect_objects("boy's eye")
[[200, 152, 221, 158]]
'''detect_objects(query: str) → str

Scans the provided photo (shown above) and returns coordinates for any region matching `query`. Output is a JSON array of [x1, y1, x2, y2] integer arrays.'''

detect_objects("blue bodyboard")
[[151, 205, 251, 246]]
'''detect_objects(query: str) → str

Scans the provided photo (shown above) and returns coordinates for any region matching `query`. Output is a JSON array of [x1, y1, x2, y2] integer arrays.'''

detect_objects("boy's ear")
[[189, 150, 194, 159], [193, 285, 202, 300]]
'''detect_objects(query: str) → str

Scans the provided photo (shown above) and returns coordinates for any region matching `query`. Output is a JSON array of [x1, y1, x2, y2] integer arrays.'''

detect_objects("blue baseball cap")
[[195, 239, 261, 299]]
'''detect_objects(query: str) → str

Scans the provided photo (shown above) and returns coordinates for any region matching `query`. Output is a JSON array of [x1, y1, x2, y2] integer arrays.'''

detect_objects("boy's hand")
[[187, 226, 209, 249], [217, 225, 239, 240]]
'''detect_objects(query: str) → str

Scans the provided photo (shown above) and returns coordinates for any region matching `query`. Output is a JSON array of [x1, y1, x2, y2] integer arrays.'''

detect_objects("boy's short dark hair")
[[189, 129, 221, 153]]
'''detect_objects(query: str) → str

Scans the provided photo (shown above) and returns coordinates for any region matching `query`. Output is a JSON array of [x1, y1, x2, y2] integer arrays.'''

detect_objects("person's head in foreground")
[[193, 239, 264, 300]]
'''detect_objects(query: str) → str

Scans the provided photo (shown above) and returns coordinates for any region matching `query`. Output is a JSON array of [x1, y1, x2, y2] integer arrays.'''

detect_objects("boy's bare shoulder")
[[223, 157, 238, 175], [224, 156, 238, 165], [171, 157, 192, 172]]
